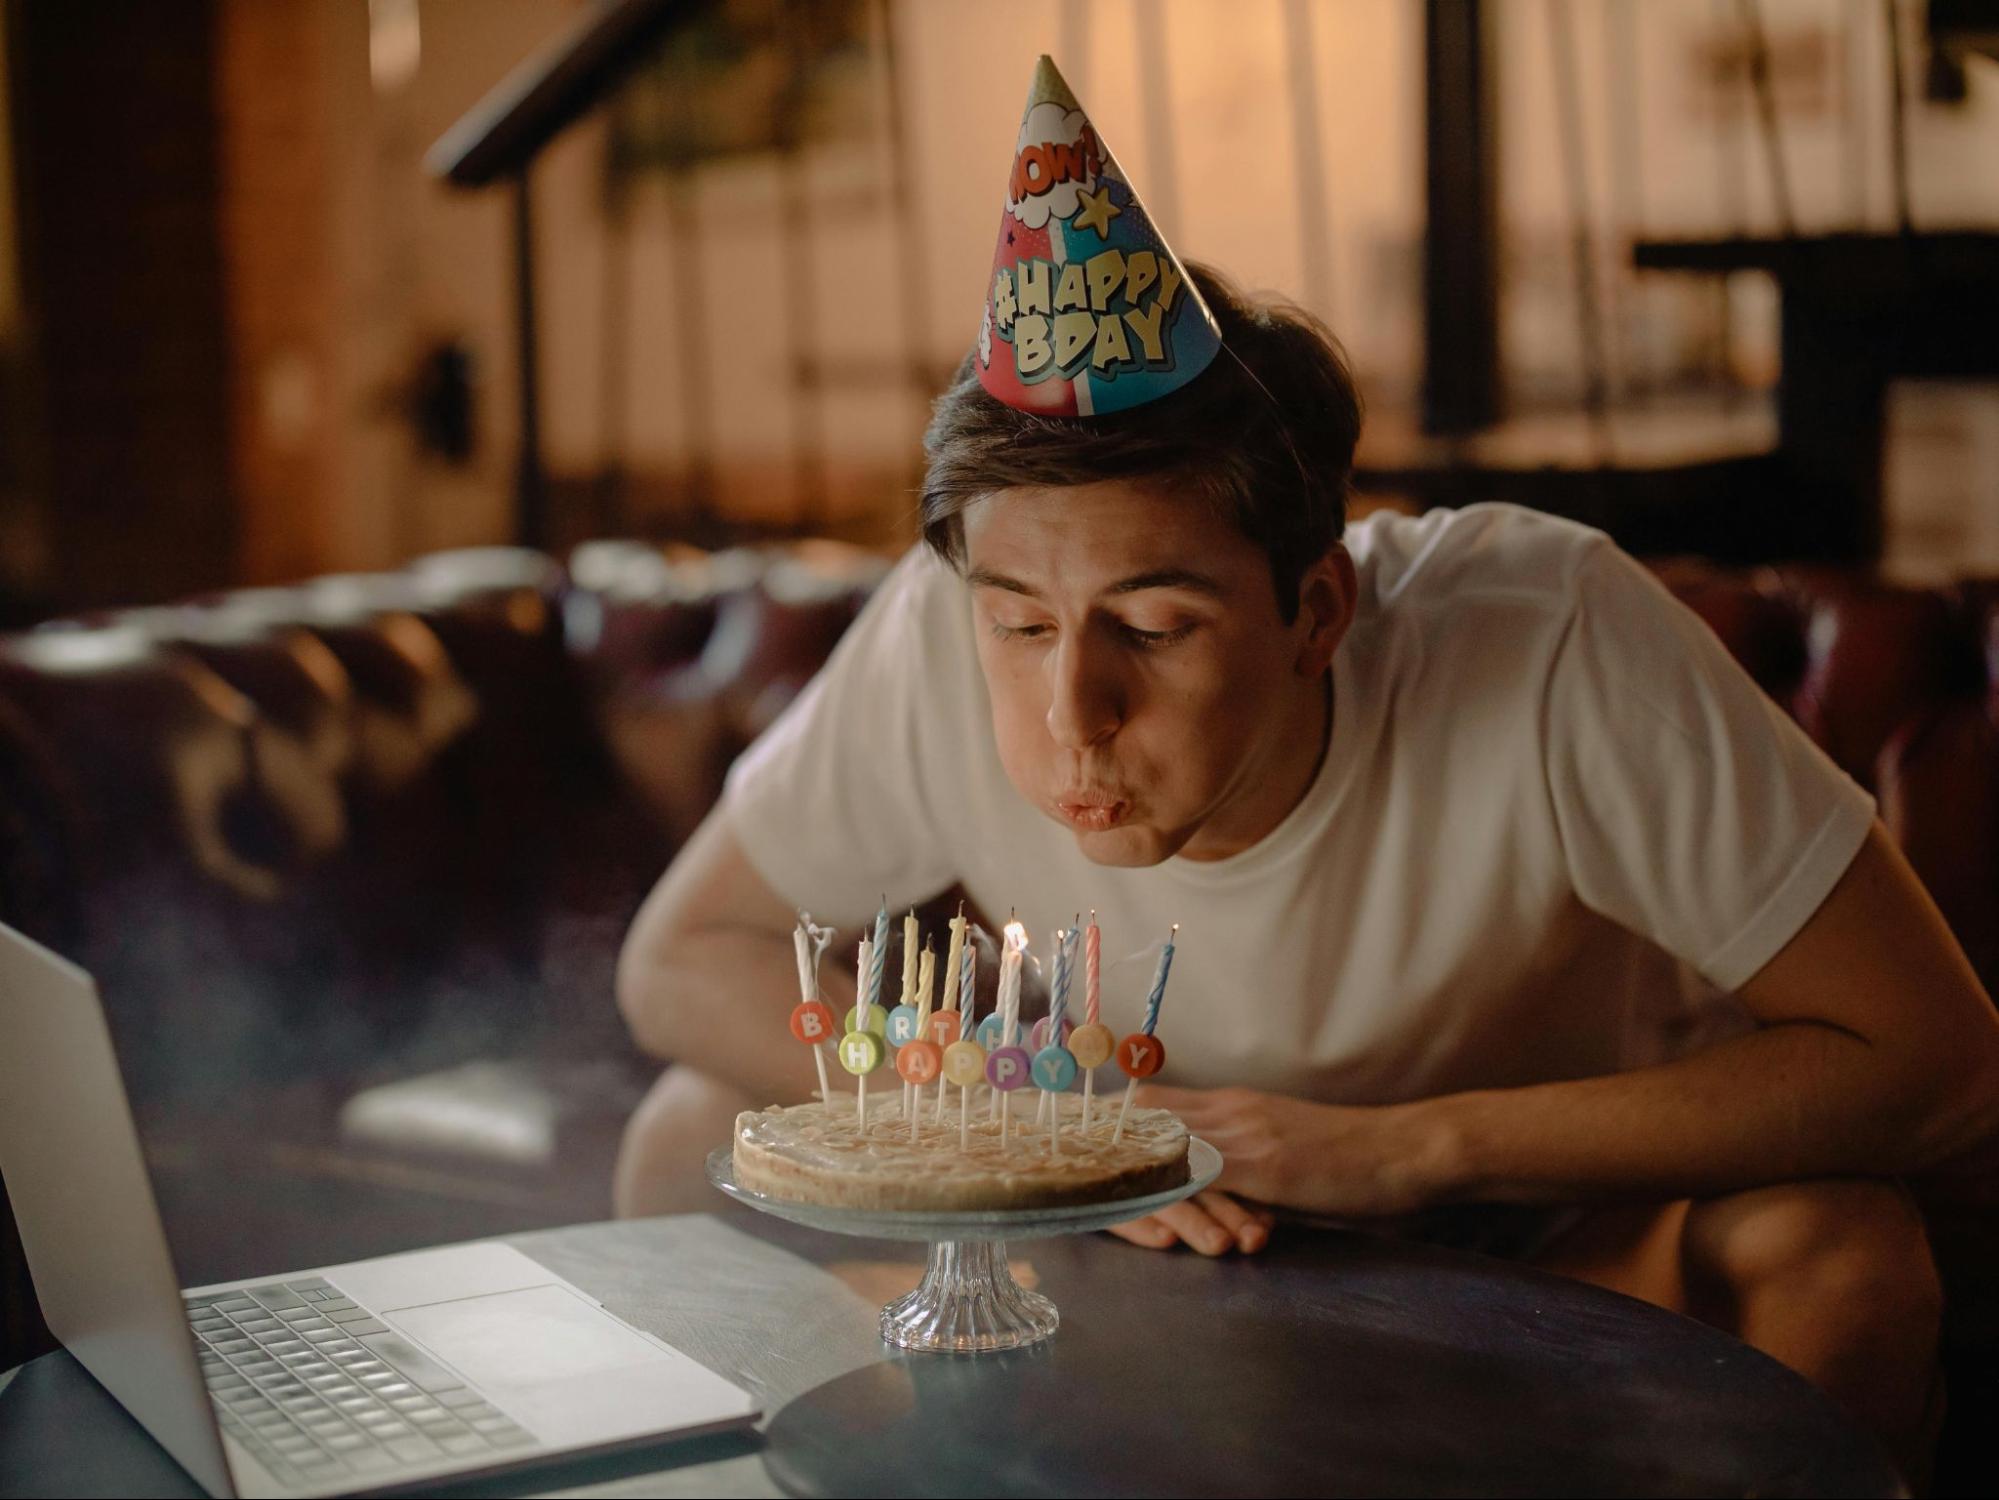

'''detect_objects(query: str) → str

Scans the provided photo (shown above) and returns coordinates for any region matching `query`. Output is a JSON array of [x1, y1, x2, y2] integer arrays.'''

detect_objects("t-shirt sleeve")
[[1542, 542, 1876, 993], [722, 546, 965, 927]]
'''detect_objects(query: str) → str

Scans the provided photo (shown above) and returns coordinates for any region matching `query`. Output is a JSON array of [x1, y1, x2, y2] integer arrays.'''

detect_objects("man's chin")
[[1069, 821, 1183, 868]]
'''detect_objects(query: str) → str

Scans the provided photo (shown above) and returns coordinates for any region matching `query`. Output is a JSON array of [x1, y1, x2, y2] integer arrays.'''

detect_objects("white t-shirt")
[[724, 503, 1875, 1105]]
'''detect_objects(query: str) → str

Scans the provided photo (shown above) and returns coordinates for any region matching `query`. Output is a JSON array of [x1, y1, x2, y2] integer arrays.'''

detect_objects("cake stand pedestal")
[[705, 1138, 1220, 1354]]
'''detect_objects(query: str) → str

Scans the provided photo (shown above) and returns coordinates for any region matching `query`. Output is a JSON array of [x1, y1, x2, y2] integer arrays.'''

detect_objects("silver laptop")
[[0, 921, 759, 1497]]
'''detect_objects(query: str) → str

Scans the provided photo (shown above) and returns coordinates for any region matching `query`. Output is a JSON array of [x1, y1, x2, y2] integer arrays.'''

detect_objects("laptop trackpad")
[[390, 1285, 668, 1387]]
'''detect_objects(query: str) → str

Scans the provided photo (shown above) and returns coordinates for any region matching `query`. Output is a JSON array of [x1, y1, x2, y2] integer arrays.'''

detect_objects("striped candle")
[[1084, 912, 1100, 1025], [1141, 925, 1177, 1034], [865, 900, 889, 1011]]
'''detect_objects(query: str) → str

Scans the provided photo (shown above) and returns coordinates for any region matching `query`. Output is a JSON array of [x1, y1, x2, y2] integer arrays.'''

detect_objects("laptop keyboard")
[[185, 1277, 535, 1488]]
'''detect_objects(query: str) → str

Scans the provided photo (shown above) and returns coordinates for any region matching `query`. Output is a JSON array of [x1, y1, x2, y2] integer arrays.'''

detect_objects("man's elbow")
[[1898, 1008, 1999, 1172], [615, 932, 679, 1060]]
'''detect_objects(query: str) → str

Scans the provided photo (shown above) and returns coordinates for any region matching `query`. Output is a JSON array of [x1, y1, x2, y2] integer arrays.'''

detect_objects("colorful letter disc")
[[975, 1013, 1009, 1050], [941, 1039, 987, 1087], [1115, 1032, 1165, 1078], [845, 1002, 887, 1037], [927, 1009, 962, 1047], [895, 1038, 942, 1085], [1030, 1044, 1078, 1092], [985, 1045, 1031, 1091], [789, 1000, 836, 1044], [1067, 1022, 1114, 1069], [837, 1030, 885, 1075], [1029, 1015, 1073, 1051], [885, 1004, 921, 1047]]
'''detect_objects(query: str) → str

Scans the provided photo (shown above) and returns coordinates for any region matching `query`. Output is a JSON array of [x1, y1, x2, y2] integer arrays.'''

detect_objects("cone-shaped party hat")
[[975, 56, 1222, 416]]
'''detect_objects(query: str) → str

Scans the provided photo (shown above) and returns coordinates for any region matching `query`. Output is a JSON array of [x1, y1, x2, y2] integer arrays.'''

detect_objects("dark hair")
[[920, 262, 1362, 622]]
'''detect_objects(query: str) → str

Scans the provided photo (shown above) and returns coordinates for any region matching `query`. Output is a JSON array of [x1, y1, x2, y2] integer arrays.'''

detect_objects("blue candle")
[[959, 937, 976, 1018], [1048, 926, 1075, 1035], [865, 899, 890, 1012], [1141, 926, 1177, 1035]]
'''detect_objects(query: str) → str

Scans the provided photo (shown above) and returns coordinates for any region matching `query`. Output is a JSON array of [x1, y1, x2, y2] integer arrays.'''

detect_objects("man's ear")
[[1293, 544, 1357, 678]]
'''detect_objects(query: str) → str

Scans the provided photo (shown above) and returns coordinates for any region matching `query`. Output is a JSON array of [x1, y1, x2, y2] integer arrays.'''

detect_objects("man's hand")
[[1135, 1083, 1452, 1219], [1109, 1190, 1275, 1255]]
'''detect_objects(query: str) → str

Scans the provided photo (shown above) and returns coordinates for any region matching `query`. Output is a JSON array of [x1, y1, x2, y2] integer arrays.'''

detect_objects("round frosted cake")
[[733, 1095, 1190, 1212]]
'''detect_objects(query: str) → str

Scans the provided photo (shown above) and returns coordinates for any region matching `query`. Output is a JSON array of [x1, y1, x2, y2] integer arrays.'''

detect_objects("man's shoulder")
[[1346, 502, 1614, 624]]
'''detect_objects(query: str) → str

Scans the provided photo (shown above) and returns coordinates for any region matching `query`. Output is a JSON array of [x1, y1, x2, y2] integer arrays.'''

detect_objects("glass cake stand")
[[705, 1138, 1221, 1354]]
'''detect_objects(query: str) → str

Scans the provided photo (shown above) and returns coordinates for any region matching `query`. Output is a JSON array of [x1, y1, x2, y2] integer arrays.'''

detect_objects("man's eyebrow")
[[963, 568, 1038, 597], [1104, 569, 1227, 599], [962, 567, 1227, 600]]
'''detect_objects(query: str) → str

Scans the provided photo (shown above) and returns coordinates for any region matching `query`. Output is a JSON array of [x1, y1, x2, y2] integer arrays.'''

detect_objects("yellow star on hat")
[[1072, 182, 1121, 240]]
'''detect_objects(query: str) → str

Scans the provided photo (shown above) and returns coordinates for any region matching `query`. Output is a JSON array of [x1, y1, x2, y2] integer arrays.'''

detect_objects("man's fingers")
[[1194, 1191, 1271, 1253], [1108, 1214, 1179, 1250], [1150, 1200, 1236, 1256], [1195, 1191, 1271, 1252]]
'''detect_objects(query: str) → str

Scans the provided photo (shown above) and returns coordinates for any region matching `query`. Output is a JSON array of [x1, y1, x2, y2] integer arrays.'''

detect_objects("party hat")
[[975, 56, 1222, 417]]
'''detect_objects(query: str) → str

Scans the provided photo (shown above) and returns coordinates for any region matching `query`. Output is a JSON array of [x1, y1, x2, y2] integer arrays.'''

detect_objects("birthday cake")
[[732, 1095, 1190, 1212]]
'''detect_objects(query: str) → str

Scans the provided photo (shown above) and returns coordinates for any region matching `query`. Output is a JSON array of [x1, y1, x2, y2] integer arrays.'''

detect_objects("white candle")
[[793, 918, 832, 1111]]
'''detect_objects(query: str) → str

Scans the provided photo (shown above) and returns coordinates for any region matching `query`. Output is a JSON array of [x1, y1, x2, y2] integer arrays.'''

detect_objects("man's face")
[[962, 479, 1332, 866]]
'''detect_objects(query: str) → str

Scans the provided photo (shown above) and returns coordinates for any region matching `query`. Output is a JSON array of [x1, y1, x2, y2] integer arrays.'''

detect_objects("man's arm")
[[1152, 823, 1999, 1217], [616, 805, 859, 1105], [1430, 821, 1999, 1204]]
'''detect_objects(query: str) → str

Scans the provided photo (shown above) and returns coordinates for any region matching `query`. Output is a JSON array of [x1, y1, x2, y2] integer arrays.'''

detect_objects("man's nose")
[[1044, 635, 1123, 749]]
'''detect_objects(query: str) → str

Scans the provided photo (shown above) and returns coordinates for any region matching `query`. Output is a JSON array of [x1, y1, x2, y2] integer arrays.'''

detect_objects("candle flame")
[[1003, 919, 1028, 952]]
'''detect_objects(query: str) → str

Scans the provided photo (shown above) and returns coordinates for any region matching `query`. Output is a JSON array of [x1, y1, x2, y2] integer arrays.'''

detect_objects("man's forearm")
[[618, 924, 861, 1106], [1408, 1019, 1993, 1209]]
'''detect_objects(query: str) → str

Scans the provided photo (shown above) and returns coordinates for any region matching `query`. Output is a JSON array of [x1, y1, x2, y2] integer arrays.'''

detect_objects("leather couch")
[[1, 537, 1994, 1486]]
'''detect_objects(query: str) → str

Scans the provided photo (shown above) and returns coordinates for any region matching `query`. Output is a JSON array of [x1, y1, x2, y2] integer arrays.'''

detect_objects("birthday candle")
[[915, 942, 935, 1029], [791, 916, 834, 1112], [1081, 910, 1104, 1128], [942, 909, 968, 1017], [941, 937, 975, 1124], [1049, 924, 1074, 1032], [900, 910, 920, 1005], [995, 920, 1028, 1149], [937, 908, 968, 1123], [1084, 911, 1101, 1025], [1141, 925, 1176, 1035], [906, 944, 936, 1140], [1036, 926, 1073, 1129], [1114, 925, 1178, 1143], [865, 900, 889, 1012], [850, 935, 880, 1039]]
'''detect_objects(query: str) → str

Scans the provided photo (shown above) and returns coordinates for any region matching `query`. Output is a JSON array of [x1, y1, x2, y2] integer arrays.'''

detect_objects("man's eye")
[[991, 621, 1052, 642], [1121, 622, 1197, 649]]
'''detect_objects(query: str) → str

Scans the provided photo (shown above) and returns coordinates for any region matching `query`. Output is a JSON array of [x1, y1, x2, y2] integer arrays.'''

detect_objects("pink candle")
[[1084, 911, 1101, 1025]]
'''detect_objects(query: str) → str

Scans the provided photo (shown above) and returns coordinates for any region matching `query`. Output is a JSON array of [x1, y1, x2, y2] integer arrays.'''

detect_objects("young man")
[[615, 60, 1999, 1472]]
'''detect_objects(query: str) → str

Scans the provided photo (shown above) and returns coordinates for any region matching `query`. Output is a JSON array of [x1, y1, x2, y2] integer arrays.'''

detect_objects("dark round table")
[[0, 1208, 1904, 1498]]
